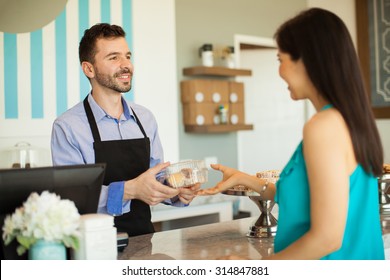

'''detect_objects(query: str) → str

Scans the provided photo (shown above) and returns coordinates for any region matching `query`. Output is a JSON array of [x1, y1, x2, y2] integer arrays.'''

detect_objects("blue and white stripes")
[[31, 30, 44, 119], [0, 0, 133, 124]]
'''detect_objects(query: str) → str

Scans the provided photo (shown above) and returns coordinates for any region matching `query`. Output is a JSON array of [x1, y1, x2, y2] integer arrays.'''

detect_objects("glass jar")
[[199, 44, 214, 67], [29, 240, 66, 260], [223, 46, 235, 68]]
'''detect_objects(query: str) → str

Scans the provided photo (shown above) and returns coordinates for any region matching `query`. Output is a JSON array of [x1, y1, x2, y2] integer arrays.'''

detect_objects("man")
[[51, 23, 199, 236]]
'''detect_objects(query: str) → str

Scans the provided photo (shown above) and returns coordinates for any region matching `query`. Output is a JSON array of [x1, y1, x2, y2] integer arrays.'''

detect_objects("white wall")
[[132, 0, 179, 163], [236, 36, 305, 175]]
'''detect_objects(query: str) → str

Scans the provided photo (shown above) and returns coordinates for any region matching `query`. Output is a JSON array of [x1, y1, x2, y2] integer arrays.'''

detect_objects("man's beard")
[[95, 67, 132, 93]]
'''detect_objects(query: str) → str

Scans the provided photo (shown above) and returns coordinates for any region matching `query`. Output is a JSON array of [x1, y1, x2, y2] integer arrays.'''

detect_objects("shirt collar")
[[87, 92, 134, 122]]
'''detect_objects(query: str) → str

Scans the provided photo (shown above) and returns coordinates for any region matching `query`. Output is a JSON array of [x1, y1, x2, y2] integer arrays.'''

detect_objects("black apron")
[[83, 96, 155, 237]]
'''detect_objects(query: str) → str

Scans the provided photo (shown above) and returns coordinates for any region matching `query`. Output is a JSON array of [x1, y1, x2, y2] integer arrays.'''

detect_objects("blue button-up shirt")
[[51, 93, 184, 215]]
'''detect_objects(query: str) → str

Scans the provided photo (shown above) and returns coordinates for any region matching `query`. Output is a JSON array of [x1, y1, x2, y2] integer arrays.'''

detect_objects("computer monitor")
[[0, 163, 106, 259]]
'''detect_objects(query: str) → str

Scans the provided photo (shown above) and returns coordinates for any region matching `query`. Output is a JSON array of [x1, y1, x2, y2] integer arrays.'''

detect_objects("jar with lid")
[[199, 43, 214, 67], [223, 46, 235, 68]]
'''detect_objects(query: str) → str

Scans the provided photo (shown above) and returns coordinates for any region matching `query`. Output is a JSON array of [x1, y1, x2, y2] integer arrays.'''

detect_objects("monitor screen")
[[0, 163, 106, 259]]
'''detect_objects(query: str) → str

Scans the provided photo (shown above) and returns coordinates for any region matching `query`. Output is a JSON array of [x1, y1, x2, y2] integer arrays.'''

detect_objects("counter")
[[119, 214, 390, 260]]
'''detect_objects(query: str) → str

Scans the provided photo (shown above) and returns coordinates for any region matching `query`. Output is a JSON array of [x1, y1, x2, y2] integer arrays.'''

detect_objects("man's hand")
[[123, 162, 179, 205], [177, 183, 201, 205]]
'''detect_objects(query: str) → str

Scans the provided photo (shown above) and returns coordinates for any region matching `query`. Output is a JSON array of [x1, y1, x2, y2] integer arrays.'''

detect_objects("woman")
[[197, 8, 384, 260]]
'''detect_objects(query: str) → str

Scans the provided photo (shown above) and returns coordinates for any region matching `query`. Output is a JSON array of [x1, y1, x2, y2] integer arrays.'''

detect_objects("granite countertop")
[[119, 214, 390, 260], [119, 217, 271, 260]]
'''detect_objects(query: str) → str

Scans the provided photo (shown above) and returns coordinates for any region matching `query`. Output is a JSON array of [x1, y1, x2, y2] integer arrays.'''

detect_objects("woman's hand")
[[196, 164, 251, 195]]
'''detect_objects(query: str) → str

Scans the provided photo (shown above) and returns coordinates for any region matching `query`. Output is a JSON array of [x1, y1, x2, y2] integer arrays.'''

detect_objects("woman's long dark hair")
[[274, 8, 383, 176]]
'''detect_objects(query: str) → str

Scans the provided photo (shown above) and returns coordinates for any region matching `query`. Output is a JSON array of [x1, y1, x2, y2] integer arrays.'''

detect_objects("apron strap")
[[83, 96, 101, 142], [83, 95, 149, 141], [130, 107, 148, 139]]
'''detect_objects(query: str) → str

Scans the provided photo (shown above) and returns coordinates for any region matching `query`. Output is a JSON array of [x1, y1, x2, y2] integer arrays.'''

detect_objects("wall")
[[0, 0, 179, 166], [132, 0, 179, 163]]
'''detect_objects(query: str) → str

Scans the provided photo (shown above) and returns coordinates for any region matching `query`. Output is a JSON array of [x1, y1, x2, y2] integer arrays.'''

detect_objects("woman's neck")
[[310, 94, 330, 112]]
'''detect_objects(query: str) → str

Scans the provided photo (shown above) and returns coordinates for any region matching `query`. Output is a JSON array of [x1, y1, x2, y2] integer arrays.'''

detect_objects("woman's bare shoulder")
[[303, 108, 351, 158], [304, 108, 346, 139]]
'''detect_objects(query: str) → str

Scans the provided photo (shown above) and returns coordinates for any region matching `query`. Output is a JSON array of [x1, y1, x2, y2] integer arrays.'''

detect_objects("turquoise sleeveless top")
[[274, 106, 384, 260]]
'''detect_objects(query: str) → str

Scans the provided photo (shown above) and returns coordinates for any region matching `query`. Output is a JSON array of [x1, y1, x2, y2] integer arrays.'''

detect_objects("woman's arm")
[[196, 164, 276, 200]]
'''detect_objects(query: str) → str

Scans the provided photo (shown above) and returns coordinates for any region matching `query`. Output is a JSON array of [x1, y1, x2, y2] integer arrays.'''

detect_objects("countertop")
[[119, 214, 390, 260]]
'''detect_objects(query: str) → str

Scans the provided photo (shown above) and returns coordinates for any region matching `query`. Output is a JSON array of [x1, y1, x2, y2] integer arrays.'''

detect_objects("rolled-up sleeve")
[[106, 181, 131, 215]]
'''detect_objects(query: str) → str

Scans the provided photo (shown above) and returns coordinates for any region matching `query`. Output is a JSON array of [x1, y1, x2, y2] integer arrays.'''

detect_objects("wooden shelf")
[[183, 66, 252, 77], [184, 124, 253, 133]]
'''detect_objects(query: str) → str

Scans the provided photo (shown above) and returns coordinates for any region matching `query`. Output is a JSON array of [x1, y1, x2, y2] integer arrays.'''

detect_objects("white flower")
[[2, 191, 81, 255]]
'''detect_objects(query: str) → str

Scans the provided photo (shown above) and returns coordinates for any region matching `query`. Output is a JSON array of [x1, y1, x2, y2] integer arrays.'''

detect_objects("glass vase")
[[28, 239, 66, 260]]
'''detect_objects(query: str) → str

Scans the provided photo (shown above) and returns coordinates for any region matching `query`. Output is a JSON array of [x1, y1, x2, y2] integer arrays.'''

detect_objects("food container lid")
[[200, 44, 213, 51], [165, 160, 208, 188]]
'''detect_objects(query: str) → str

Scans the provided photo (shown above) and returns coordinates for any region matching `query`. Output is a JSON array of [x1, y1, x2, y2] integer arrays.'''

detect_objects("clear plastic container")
[[165, 160, 208, 188], [0, 142, 51, 168]]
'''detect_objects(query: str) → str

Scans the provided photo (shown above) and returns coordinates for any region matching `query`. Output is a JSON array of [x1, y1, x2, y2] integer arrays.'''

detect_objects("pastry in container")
[[165, 160, 208, 188], [256, 170, 281, 184]]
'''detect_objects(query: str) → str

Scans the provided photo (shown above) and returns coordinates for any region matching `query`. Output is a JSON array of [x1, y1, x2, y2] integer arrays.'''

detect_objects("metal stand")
[[222, 187, 278, 238], [246, 197, 277, 238]]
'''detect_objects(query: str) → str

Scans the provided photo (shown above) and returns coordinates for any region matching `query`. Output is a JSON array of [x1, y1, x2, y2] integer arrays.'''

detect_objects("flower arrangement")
[[2, 191, 80, 255]]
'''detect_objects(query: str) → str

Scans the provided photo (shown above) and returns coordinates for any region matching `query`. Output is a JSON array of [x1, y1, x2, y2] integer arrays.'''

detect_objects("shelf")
[[184, 124, 253, 133], [183, 66, 252, 77]]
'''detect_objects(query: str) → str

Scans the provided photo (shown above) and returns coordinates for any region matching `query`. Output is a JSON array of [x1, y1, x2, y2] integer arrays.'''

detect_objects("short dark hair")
[[79, 23, 126, 64], [274, 8, 383, 176]]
